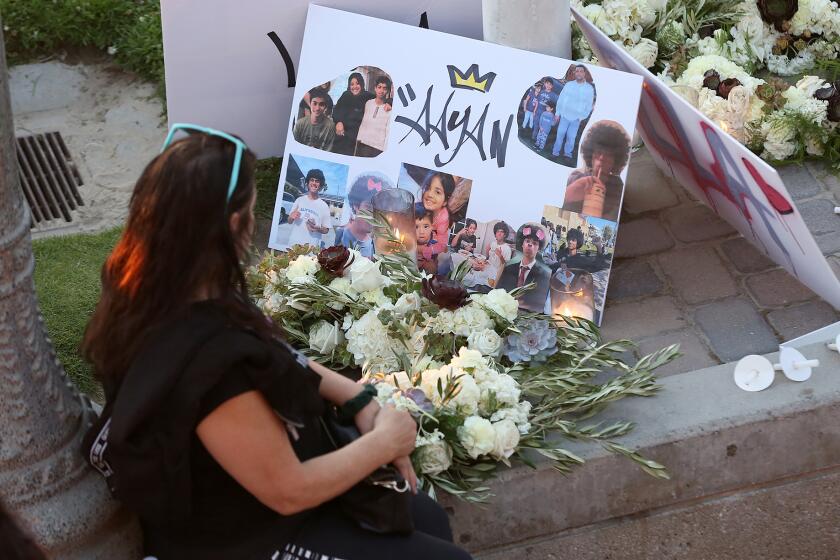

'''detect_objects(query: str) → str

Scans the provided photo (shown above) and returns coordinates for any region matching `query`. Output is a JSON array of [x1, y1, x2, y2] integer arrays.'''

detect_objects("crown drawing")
[[447, 64, 497, 93]]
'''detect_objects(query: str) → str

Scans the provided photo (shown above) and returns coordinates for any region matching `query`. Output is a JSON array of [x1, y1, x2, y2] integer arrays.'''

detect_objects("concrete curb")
[[442, 341, 840, 555]]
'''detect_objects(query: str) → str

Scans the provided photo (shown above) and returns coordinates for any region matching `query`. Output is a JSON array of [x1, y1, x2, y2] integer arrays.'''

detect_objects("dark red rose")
[[421, 275, 469, 310], [815, 81, 840, 123], [757, 0, 798, 32], [717, 78, 742, 99], [317, 245, 354, 276]]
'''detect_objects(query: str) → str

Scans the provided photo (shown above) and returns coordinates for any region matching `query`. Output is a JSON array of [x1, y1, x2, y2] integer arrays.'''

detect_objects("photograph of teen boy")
[[287, 168, 333, 248], [497, 224, 552, 313], [293, 87, 335, 151], [562, 120, 631, 222], [551, 64, 595, 160], [355, 75, 393, 157], [337, 173, 392, 258]]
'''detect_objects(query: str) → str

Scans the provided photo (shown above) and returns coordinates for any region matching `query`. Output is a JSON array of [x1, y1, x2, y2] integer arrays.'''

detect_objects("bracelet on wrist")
[[336, 383, 377, 423]]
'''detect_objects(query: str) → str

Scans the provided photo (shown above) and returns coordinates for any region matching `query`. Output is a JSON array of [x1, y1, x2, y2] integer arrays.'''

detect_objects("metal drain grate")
[[16, 132, 84, 227]]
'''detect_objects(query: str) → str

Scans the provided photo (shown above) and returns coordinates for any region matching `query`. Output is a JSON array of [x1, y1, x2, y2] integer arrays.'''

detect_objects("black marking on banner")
[[267, 31, 296, 87]]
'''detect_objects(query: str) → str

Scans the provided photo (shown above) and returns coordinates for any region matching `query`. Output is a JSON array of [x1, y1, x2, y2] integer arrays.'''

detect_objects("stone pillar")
[[482, 0, 572, 59], [0, 21, 141, 558]]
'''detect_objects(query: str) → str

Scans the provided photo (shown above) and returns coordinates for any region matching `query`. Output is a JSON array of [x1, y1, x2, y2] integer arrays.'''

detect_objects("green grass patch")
[[1, 0, 164, 95], [255, 157, 281, 220], [32, 227, 121, 400]]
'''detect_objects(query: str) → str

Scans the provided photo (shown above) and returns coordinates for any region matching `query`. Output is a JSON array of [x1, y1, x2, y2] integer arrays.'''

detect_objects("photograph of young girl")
[[335, 171, 394, 259], [293, 66, 394, 157], [518, 64, 597, 167], [451, 219, 514, 292], [398, 164, 472, 275], [273, 154, 348, 250], [542, 205, 618, 324], [562, 120, 631, 222]]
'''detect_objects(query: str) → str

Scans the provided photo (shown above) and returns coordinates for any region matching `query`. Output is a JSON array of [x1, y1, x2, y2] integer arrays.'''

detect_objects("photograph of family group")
[[292, 65, 394, 157], [518, 64, 597, 167], [397, 164, 473, 275]]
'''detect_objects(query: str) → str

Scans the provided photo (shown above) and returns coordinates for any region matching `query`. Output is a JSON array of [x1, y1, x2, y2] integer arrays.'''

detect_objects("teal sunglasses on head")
[[161, 123, 248, 203]]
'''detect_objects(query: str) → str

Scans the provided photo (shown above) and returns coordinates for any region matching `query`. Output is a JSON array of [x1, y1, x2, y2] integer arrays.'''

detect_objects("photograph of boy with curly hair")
[[496, 223, 552, 313], [562, 120, 631, 221]]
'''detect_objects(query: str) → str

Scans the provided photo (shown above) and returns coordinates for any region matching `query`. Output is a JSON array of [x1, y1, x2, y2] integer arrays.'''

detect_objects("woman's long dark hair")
[[82, 132, 275, 383]]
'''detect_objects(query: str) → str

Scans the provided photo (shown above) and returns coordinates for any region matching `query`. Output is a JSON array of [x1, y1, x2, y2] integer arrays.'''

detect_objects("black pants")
[[280, 492, 472, 560]]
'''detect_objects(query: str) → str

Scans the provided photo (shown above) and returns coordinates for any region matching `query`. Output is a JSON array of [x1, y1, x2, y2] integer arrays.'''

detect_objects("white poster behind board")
[[574, 8, 840, 311], [160, 0, 482, 158]]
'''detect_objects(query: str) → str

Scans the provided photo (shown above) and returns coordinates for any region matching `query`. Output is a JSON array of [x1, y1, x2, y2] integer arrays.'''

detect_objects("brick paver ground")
[[603, 148, 840, 375]]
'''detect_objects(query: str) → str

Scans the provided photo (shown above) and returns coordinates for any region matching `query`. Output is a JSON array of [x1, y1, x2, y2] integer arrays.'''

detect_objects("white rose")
[[458, 416, 496, 459], [474, 289, 519, 322], [418, 368, 450, 406], [467, 329, 503, 357], [348, 257, 387, 293], [491, 420, 521, 461], [450, 347, 487, 371], [629, 38, 658, 68], [285, 255, 319, 282], [725, 85, 751, 119], [414, 438, 453, 476], [393, 292, 423, 317], [309, 320, 344, 355]]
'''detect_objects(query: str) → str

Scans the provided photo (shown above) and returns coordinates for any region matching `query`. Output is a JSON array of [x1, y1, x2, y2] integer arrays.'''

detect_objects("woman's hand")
[[354, 399, 380, 435], [373, 405, 417, 459], [393, 455, 418, 494], [335, 122, 345, 136]]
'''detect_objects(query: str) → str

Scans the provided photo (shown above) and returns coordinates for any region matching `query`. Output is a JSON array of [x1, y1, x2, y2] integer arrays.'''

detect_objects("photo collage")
[[269, 8, 643, 325]]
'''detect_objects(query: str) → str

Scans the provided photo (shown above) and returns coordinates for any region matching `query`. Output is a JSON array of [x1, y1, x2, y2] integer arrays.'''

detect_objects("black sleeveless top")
[[85, 301, 330, 559]]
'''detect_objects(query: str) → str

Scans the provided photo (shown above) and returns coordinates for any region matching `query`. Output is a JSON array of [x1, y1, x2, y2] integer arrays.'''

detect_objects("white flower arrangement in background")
[[572, 0, 840, 169]]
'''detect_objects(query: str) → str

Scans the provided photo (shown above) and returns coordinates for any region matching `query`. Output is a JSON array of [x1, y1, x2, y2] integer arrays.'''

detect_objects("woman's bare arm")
[[197, 391, 415, 515]]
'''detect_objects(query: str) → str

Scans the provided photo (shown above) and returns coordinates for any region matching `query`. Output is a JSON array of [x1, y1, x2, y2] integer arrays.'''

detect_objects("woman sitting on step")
[[80, 125, 472, 560]]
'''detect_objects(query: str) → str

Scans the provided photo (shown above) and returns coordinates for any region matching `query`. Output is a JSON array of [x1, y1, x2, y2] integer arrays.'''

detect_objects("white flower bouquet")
[[572, 0, 840, 170], [249, 236, 678, 500]]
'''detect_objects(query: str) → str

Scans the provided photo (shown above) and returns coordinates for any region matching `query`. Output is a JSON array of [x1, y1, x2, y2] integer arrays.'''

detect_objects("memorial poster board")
[[269, 5, 645, 325]]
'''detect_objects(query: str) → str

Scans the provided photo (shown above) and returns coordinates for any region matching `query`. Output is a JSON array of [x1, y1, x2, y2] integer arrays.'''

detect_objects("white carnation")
[[285, 255, 319, 282], [491, 400, 533, 434], [431, 309, 457, 334], [761, 117, 797, 161], [458, 416, 496, 459]]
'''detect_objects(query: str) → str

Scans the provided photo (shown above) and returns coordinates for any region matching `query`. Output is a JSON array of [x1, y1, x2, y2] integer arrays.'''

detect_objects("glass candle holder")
[[371, 188, 416, 260], [549, 266, 595, 321]]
